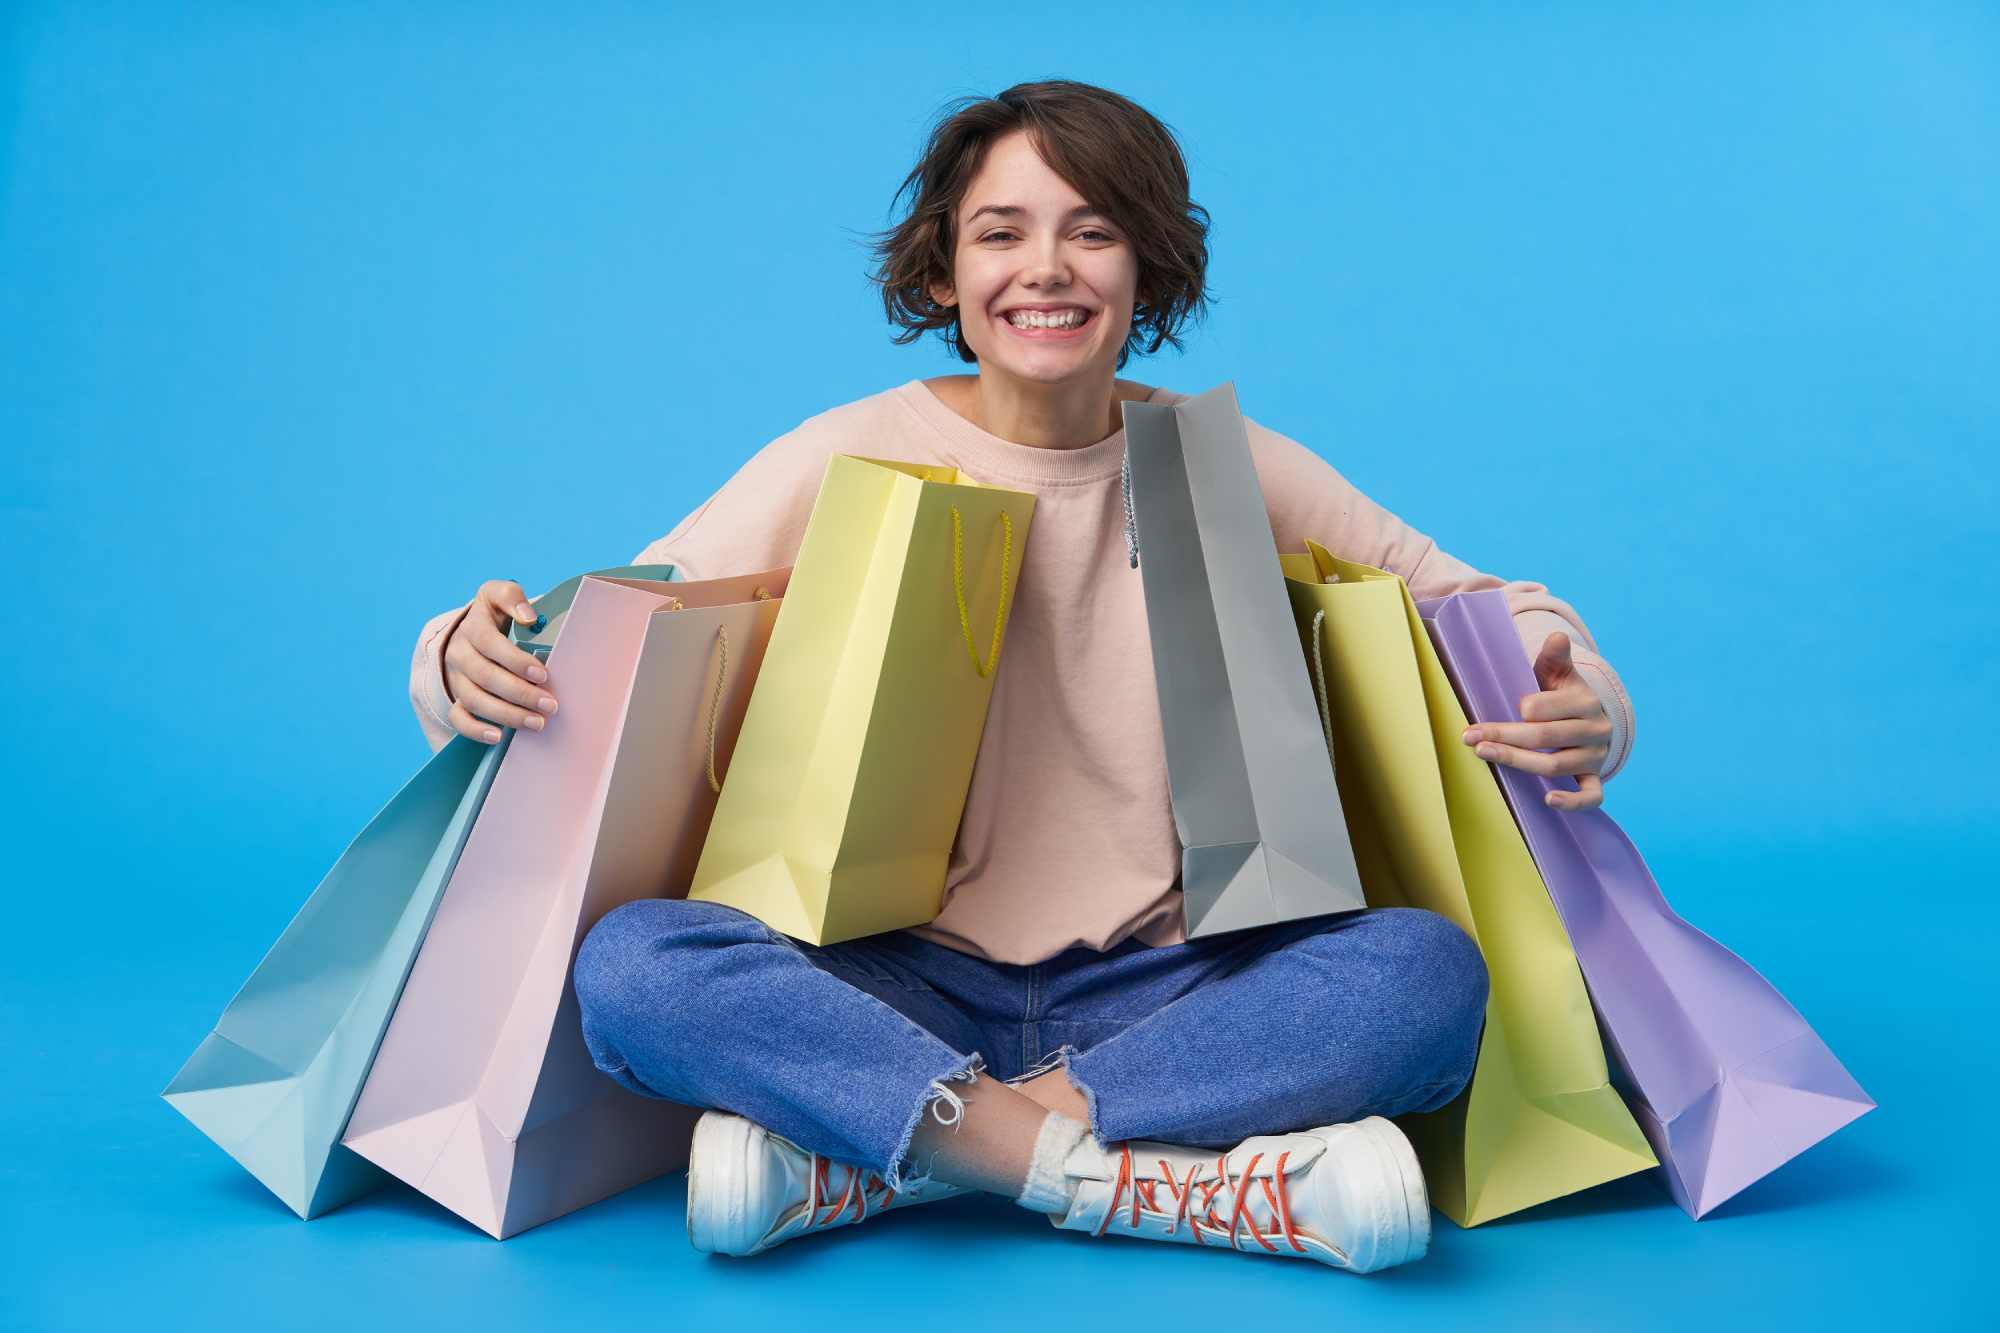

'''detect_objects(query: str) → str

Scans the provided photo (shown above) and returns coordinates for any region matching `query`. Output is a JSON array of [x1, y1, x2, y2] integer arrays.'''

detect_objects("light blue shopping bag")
[[162, 565, 673, 1218]]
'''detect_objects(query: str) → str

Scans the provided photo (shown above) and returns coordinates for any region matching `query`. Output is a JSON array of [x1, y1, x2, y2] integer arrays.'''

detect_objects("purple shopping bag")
[[1414, 589, 1874, 1219]]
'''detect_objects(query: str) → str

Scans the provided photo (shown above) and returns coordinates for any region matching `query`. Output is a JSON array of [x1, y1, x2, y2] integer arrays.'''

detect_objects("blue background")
[[5, 2, 1994, 1328]]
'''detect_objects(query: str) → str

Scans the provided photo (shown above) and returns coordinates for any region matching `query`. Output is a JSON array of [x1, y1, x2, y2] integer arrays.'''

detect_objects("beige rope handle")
[[704, 625, 730, 794], [950, 506, 1014, 678], [1309, 609, 1336, 762], [702, 588, 772, 794]]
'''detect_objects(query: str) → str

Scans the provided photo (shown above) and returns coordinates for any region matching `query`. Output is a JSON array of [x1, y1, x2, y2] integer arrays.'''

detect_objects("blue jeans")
[[574, 899, 1487, 1190]]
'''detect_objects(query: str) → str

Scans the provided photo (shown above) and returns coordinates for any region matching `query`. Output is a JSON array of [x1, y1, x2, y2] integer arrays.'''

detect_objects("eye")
[[981, 229, 1019, 243], [1078, 229, 1117, 242]]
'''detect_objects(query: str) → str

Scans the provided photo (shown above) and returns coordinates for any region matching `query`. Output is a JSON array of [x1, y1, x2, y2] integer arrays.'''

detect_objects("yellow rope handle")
[[704, 626, 730, 794], [1309, 609, 1336, 762], [950, 506, 1014, 679]]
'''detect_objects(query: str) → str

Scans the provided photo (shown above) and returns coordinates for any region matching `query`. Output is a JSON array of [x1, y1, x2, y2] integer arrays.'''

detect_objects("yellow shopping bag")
[[1283, 540, 1655, 1226], [689, 456, 1034, 945]]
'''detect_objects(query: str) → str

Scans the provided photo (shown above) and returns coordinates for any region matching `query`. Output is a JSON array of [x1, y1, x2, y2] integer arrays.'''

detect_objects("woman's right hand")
[[442, 579, 560, 744]]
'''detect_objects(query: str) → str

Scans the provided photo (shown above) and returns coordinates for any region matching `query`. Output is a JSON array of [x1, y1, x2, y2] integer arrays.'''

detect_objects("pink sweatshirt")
[[410, 379, 1634, 965]]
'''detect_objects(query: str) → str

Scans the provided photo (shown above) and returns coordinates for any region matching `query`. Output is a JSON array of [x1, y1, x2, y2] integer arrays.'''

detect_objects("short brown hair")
[[867, 80, 1213, 370]]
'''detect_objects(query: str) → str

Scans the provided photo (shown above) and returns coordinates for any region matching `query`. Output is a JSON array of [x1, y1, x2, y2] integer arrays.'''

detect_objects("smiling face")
[[929, 130, 1141, 389]]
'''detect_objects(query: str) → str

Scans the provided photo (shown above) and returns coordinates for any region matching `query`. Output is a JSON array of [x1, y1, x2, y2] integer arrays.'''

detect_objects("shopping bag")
[[162, 739, 503, 1218], [1120, 383, 1366, 937], [342, 567, 788, 1238], [688, 457, 1032, 945], [160, 564, 672, 1218], [1283, 540, 1656, 1225], [508, 563, 681, 655], [1417, 587, 1875, 1218]]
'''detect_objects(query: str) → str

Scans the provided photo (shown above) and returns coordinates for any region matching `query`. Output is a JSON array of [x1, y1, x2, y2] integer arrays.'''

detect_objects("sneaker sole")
[[686, 1111, 765, 1256], [1344, 1116, 1430, 1273]]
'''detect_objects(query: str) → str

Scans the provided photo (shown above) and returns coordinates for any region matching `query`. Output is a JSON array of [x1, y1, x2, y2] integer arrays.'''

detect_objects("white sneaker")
[[1050, 1116, 1430, 1273], [685, 1110, 969, 1256]]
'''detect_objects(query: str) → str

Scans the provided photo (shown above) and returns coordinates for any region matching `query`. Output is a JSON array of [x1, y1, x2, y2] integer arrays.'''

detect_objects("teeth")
[[1006, 309, 1086, 329]]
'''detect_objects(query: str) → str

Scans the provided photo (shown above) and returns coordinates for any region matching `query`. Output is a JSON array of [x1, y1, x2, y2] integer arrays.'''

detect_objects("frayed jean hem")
[[885, 1051, 985, 1192], [1004, 1044, 1106, 1146]]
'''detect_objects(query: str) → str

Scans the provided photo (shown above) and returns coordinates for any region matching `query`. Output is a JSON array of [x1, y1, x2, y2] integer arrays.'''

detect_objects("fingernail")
[[531, 614, 547, 632], [482, 728, 501, 744], [1476, 743, 1497, 759], [536, 696, 557, 715], [524, 713, 545, 730], [527, 663, 549, 684], [1462, 728, 1480, 744], [514, 602, 536, 621]]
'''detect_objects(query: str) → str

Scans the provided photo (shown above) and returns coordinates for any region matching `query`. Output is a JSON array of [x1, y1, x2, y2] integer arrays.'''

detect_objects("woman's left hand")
[[1460, 631, 1611, 811]]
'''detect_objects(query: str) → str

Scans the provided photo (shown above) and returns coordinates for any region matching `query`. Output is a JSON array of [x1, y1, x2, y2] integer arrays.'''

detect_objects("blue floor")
[[8, 3, 1994, 1328], [5, 831, 1984, 1331]]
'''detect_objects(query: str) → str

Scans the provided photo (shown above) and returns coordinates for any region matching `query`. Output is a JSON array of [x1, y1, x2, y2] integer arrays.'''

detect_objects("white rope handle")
[[1121, 444, 1139, 568]]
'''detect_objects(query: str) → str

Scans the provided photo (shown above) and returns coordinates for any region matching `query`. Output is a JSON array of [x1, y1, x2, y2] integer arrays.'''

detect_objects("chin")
[[986, 348, 1112, 387], [1008, 363, 1091, 386]]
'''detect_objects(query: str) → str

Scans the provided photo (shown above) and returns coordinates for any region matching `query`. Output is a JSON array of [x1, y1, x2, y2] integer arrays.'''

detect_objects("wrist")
[[435, 602, 477, 709]]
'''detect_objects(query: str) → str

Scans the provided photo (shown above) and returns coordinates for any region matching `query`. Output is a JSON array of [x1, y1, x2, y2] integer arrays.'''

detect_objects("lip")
[[997, 307, 1096, 341]]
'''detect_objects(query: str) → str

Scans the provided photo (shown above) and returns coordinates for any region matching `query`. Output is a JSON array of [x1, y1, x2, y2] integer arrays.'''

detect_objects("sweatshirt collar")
[[893, 378, 1179, 485]]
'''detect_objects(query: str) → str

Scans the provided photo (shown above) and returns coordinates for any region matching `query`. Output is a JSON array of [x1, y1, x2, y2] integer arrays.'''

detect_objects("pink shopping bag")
[[343, 568, 787, 1237]]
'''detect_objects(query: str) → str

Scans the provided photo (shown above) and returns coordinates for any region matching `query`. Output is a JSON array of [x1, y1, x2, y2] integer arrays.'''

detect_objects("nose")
[[1020, 234, 1071, 289]]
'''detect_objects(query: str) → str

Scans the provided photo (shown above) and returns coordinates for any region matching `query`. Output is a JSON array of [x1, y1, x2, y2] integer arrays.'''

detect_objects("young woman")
[[406, 80, 1631, 1274]]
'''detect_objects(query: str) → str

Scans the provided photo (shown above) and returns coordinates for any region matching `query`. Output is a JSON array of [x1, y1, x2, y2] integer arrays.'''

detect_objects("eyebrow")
[[962, 203, 1108, 229]]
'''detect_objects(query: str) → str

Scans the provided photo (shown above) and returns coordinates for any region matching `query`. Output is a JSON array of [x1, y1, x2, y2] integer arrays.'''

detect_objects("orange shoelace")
[[807, 1156, 900, 1229], [1096, 1142, 1310, 1254]]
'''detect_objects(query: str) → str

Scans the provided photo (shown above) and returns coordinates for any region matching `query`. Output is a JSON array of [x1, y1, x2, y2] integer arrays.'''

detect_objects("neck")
[[970, 367, 1127, 449]]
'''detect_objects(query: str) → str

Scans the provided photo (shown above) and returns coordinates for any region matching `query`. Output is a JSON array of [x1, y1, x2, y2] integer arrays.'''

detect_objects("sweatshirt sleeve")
[[1250, 420, 1635, 780], [406, 423, 835, 750], [627, 423, 835, 578], [408, 599, 474, 754]]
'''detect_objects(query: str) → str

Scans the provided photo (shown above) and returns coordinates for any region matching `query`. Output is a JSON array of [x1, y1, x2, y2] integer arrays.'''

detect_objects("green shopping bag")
[[161, 564, 671, 1216]]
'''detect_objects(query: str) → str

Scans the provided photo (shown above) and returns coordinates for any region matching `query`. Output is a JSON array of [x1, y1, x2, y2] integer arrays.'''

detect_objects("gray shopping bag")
[[1121, 382, 1366, 936]]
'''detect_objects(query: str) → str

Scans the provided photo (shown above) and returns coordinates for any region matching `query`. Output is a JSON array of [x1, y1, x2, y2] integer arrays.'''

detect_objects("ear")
[[928, 277, 957, 310]]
